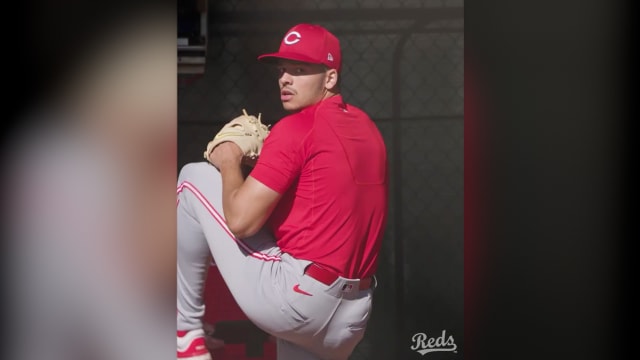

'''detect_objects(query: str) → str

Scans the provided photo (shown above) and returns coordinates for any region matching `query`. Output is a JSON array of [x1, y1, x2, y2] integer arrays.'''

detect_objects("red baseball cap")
[[258, 23, 342, 72]]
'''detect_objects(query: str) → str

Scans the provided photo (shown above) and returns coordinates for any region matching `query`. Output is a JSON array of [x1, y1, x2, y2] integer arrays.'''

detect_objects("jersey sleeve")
[[250, 119, 306, 194]]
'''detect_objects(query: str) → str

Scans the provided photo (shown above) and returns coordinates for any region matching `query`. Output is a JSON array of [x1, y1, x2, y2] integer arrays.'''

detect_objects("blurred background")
[[3, 3, 177, 359], [178, 1, 464, 359]]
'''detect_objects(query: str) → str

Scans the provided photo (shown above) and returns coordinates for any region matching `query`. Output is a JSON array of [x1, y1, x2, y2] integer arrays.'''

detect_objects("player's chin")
[[281, 101, 301, 112]]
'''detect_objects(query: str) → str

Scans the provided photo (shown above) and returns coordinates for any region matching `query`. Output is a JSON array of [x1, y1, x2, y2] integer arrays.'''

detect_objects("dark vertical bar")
[[390, 22, 416, 358]]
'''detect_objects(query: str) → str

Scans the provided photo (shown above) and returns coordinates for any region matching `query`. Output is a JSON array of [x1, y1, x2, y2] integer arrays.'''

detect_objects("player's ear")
[[325, 68, 339, 90]]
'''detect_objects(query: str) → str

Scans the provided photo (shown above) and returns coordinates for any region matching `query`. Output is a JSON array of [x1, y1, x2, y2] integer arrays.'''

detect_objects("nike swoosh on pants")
[[293, 284, 313, 296]]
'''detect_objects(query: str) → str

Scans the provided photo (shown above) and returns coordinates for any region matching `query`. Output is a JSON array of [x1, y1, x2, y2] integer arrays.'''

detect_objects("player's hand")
[[207, 141, 244, 169]]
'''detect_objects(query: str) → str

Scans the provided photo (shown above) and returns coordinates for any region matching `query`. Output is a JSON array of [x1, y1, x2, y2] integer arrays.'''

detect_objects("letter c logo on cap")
[[284, 31, 301, 45]]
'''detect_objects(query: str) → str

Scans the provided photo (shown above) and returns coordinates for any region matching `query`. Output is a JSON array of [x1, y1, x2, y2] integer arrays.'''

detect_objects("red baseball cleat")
[[177, 329, 212, 360]]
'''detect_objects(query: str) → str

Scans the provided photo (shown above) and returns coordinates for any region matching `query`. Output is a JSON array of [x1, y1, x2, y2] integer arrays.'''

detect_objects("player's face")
[[276, 60, 332, 111]]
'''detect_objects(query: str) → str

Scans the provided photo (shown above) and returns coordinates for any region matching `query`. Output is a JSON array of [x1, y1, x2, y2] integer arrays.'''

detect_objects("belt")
[[304, 263, 374, 290]]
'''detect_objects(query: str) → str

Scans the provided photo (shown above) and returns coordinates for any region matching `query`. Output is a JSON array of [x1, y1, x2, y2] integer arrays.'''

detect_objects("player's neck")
[[320, 89, 339, 101]]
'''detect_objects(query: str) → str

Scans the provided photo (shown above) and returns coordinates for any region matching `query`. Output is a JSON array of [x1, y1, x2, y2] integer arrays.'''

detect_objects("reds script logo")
[[284, 31, 301, 45], [410, 330, 458, 355]]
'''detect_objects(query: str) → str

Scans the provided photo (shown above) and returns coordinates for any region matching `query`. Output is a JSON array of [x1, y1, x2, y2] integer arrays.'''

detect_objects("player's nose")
[[279, 71, 293, 86]]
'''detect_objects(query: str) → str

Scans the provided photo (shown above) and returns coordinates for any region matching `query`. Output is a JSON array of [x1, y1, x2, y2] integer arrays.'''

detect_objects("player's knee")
[[178, 161, 217, 182], [179, 161, 204, 175]]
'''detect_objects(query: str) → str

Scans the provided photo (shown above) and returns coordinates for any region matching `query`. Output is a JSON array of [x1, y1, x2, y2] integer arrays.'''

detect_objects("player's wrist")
[[217, 141, 244, 157]]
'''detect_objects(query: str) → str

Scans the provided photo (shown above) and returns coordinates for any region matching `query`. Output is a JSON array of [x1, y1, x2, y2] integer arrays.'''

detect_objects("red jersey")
[[250, 95, 388, 278]]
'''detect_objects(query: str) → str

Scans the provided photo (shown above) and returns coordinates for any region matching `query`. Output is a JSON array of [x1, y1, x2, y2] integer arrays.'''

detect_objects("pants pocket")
[[346, 296, 372, 331]]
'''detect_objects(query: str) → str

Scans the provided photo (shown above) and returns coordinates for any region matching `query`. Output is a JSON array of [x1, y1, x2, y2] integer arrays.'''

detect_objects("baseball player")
[[177, 23, 388, 360]]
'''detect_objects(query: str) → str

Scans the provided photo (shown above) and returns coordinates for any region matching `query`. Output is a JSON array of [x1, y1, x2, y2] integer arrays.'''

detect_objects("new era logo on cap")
[[257, 23, 342, 72]]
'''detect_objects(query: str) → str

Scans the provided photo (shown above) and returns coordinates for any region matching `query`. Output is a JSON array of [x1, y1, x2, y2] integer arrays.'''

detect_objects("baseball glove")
[[203, 109, 270, 163]]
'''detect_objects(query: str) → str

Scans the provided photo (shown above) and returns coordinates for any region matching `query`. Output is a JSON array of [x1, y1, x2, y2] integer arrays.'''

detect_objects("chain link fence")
[[179, 1, 463, 358]]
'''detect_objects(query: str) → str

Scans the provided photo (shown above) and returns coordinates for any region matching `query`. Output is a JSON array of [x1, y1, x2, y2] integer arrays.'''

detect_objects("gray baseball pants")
[[176, 162, 374, 360]]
